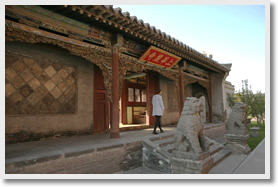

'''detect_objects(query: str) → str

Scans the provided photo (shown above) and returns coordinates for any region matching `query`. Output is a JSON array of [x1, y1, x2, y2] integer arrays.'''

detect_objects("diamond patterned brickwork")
[[5, 52, 77, 114]]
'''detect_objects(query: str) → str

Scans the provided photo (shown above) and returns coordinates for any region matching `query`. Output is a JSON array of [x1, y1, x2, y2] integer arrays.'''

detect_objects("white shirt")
[[152, 94, 164, 116]]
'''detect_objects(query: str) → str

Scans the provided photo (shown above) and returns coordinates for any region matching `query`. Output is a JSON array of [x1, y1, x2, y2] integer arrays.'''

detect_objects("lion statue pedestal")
[[224, 102, 251, 154], [170, 97, 213, 174]]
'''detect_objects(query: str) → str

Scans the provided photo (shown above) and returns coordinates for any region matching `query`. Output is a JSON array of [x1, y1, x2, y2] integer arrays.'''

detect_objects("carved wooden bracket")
[[6, 20, 211, 105], [119, 53, 181, 104]]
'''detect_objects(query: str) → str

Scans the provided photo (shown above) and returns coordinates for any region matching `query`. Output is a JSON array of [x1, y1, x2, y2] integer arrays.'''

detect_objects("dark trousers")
[[153, 115, 162, 132]]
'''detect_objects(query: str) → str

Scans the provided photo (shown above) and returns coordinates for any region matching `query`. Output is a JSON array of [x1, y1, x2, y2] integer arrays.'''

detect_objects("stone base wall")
[[5, 42, 95, 143], [224, 134, 251, 154], [5, 141, 142, 174], [171, 155, 213, 174], [203, 123, 226, 140], [142, 139, 171, 173]]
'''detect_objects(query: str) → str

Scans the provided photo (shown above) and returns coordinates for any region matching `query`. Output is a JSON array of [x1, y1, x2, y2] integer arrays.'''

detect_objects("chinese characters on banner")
[[139, 46, 181, 69]]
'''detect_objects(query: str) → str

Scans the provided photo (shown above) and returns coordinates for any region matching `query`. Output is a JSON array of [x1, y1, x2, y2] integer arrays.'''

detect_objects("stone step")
[[214, 136, 226, 145], [163, 143, 175, 154], [208, 140, 214, 146], [211, 149, 231, 166], [209, 142, 224, 156], [152, 136, 175, 147], [205, 136, 215, 146], [119, 125, 149, 131], [149, 134, 175, 142]]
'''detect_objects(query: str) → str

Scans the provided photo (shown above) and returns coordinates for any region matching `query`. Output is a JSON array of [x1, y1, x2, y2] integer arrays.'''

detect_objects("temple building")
[[5, 5, 234, 143]]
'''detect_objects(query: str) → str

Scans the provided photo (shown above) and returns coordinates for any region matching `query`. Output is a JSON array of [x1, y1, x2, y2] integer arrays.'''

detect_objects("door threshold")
[[120, 123, 149, 131]]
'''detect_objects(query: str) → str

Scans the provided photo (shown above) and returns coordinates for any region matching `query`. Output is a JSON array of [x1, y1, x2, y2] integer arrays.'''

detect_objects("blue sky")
[[118, 5, 266, 93]]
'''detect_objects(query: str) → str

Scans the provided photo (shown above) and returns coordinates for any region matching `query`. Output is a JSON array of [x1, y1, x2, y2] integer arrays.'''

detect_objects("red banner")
[[139, 46, 181, 69]]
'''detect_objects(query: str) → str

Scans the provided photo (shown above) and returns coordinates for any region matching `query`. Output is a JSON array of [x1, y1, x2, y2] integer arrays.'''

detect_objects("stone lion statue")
[[226, 102, 247, 135], [224, 102, 251, 154], [174, 97, 209, 155]]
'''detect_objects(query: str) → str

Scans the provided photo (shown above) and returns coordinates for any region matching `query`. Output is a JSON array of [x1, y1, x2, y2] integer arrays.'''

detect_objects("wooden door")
[[146, 71, 160, 127], [93, 65, 109, 133]]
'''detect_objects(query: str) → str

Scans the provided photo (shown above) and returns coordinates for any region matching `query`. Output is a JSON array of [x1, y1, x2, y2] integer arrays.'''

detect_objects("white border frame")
[[1, 0, 271, 180]]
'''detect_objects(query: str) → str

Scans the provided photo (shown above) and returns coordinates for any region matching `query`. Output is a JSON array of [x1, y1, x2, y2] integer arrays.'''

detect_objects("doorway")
[[121, 72, 147, 125], [121, 71, 160, 127]]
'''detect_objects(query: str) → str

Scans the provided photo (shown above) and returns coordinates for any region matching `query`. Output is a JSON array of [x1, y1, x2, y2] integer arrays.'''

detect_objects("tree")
[[227, 80, 265, 124], [249, 91, 265, 124]]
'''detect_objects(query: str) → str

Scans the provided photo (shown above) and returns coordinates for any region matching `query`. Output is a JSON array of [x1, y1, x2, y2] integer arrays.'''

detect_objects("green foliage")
[[227, 93, 240, 108], [250, 92, 265, 124], [248, 121, 265, 151], [227, 80, 265, 124]]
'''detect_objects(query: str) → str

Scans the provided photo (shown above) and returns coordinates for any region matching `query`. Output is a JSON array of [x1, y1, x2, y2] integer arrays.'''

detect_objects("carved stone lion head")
[[182, 97, 201, 115], [233, 102, 246, 114]]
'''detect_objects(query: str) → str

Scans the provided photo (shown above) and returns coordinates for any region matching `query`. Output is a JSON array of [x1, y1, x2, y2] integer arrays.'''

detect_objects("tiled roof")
[[221, 63, 232, 70], [43, 5, 230, 73]]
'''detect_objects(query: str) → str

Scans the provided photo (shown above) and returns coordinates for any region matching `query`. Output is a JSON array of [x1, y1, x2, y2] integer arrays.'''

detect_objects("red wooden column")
[[146, 73, 151, 126], [110, 45, 120, 138], [178, 65, 185, 114], [121, 81, 127, 124]]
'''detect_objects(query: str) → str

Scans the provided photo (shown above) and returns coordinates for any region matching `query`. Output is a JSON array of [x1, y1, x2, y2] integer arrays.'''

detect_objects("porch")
[[5, 123, 226, 174]]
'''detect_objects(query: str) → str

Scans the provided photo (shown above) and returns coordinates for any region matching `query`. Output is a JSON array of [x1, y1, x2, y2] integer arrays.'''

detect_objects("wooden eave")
[[40, 5, 229, 73]]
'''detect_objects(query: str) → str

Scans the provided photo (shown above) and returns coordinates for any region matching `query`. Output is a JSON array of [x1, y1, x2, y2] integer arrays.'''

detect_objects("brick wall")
[[5, 51, 77, 115], [5, 141, 142, 174], [5, 42, 95, 143]]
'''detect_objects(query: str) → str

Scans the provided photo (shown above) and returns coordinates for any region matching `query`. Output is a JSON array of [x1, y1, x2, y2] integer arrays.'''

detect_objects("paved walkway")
[[5, 127, 265, 174], [5, 127, 176, 165], [233, 139, 265, 174], [209, 139, 265, 174]]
